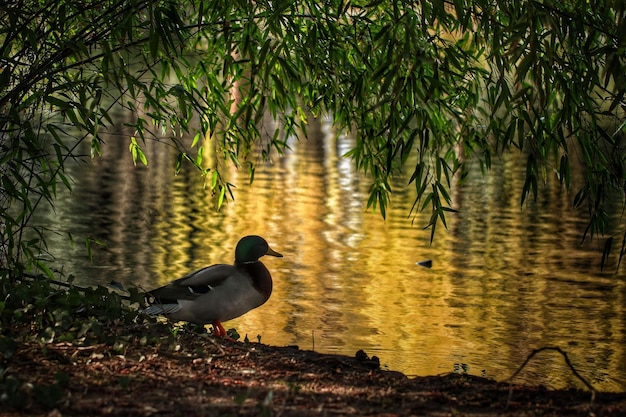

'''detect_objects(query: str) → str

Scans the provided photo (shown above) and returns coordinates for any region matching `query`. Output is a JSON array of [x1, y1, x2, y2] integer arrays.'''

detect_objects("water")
[[39, 113, 626, 392]]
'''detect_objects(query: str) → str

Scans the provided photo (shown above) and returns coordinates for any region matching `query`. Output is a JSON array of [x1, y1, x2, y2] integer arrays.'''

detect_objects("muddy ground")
[[2, 332, 626, 416]]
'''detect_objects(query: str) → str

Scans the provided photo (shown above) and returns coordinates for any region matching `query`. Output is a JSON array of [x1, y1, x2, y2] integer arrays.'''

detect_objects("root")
[[505, 346, 596, 409]]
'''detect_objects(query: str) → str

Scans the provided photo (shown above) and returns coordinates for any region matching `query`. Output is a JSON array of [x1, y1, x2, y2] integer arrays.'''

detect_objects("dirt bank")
[[2, 333, 625, 416]]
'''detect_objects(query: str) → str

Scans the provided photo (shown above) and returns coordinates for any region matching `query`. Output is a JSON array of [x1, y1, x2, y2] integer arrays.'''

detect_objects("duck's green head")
[[235, 235, 283, 263]]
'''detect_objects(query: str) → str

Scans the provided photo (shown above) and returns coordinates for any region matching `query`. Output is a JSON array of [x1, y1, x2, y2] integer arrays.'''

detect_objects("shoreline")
[[3, 332, 626, 416]]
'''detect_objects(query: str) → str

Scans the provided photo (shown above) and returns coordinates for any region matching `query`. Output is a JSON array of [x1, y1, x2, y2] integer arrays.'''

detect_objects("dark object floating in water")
[[417, 260, 432, 268]]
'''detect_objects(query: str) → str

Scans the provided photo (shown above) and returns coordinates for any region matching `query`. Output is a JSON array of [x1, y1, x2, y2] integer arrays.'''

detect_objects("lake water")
[[40, 111, 626, 392]]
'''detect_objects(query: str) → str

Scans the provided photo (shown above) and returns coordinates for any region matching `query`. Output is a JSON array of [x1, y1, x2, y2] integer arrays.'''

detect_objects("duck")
[[143, 235, 282, 337]]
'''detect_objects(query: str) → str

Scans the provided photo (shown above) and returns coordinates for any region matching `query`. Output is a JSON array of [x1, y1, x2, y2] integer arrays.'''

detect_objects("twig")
[[22, 272, 134, 300], [197, 333, 227, 356], [504, 346, 596, 409]]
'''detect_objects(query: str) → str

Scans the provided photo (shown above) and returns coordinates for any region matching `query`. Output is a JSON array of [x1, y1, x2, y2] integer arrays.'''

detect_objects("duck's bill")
[[267, 246, 283, 257]]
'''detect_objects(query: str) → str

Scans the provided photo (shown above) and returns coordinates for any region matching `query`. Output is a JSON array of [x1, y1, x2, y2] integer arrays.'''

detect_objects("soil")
[[2, 333, 626, 416]]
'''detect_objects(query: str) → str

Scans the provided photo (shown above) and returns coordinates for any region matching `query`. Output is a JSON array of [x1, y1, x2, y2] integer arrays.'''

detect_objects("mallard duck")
[[143, 235, 282, 337]]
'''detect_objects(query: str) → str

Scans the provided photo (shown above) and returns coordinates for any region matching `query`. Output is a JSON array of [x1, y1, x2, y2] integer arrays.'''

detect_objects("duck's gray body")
[[144, 262, 273, 324]]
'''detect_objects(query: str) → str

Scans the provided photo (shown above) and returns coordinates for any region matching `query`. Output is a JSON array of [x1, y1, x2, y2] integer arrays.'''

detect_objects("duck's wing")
[[148, 264, 236, 302]]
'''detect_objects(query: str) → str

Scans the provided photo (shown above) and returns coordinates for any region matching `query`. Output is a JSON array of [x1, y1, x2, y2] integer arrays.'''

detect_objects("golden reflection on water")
[[45, 114, 626, 392]]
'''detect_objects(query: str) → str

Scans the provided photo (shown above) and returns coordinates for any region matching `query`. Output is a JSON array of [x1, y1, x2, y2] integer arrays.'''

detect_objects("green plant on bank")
[[454, 363, 470, 375], [0, 0, 625, 346], [0, 274, 226, 410]]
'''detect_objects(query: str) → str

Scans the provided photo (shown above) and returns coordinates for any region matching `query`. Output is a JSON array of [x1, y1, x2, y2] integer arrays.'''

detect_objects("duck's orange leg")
[[212, 320, 227, 337]]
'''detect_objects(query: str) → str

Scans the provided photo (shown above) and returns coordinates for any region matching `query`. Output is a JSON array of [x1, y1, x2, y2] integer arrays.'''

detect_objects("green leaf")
[[0, 335, 18, 359], [44, 96, 71, 110], [573, 188, 587, 209], [559, 154, 570, 188], [601, 237, 612, 273], [33, 383, 64, 408], [218, 186, 226, 209], [192, 132, 202, 147], [617, 233, 626, 273], [129, 137, 148, 166]]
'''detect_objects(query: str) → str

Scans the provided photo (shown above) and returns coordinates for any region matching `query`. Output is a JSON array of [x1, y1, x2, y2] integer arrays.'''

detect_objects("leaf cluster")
[[0, 272, 222, 411], [0, 274, 143, 343], [1, 0, 626, 280], [475, 0, 626, 269]]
